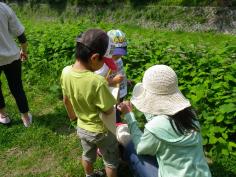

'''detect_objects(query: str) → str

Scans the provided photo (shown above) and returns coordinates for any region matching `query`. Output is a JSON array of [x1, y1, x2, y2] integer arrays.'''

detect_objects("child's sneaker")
[[0, 114, 11, 124], [94, 169, 106, 177], [86, 169, 106, 177], [22, 113, 32, 127]]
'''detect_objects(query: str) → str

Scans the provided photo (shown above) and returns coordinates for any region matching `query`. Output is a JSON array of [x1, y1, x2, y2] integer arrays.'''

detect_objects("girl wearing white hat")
[[118, 65, 212, 177]]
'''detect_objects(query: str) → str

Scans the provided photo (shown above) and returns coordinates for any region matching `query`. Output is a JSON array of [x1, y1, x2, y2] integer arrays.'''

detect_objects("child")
[[96, 29, 128, 123], [118, 65, 212, 177], [61, 29, 118, 177]]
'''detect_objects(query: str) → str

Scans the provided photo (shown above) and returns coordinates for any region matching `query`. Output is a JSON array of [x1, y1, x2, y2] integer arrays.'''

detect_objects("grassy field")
[[0, 15, 236, 177]]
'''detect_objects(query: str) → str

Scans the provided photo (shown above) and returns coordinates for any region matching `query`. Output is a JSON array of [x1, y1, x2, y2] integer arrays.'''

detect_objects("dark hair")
[[75, 30, 108, 63], [75, 42, 92, 63], [169, 107, 199, 135]]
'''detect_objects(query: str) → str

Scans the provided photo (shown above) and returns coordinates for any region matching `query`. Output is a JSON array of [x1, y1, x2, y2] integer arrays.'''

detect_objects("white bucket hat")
[[130, 65, 191, 116]]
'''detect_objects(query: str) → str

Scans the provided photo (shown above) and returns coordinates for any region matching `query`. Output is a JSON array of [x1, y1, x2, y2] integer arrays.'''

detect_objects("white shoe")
[[0, 114, 11, 124], [22, 113, 32, 127]]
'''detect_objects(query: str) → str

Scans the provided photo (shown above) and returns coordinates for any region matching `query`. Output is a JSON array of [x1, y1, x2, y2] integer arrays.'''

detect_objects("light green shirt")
[[61, 65, 116, 133], [125, 112, 212, 177]]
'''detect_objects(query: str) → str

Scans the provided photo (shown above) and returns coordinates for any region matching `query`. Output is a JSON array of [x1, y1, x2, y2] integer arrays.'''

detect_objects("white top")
[[95, 58, 127, 98], [94, 63, 110, 77], [99, 87, 119, 135], [114, 58, 127, 98], [0, 3, 24, 66]]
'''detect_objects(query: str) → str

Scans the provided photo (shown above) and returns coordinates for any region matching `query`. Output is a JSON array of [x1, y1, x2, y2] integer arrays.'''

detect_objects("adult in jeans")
[[0, 2, 32, 127], [118, 65, 212, 177]]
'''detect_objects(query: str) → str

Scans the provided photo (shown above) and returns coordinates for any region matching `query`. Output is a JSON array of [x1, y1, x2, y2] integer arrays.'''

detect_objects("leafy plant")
[[19, 14, 236, 166]]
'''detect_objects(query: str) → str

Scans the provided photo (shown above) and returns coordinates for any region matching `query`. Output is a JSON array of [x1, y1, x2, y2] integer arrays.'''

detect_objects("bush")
[[4, 0, 235, 7]]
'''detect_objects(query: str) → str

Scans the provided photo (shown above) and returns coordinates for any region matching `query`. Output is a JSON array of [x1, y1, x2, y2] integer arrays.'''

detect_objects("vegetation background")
[[3, 0, 236, 6], [0, 0, 235, 177]]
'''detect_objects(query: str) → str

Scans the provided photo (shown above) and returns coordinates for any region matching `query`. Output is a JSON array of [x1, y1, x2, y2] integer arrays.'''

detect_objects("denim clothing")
[[122, 141, 158, 177], [124, 112, 212, 177]]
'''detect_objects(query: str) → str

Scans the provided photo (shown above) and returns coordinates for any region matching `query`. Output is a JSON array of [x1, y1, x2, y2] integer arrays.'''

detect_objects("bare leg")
[[105, 166, 117, 177], [82, 159, 94, 175]]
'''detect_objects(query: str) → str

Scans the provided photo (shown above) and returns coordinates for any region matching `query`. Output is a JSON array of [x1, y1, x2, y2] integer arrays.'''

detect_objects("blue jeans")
[[122, 141, 159, 177]]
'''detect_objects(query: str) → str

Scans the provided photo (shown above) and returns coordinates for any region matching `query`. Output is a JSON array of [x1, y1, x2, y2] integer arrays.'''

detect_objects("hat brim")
[[130, 83, 191, 116], [113, 47, 127, 56]]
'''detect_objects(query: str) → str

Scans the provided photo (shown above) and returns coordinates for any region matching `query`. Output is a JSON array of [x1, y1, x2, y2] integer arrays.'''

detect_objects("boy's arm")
[[103, 107, 114, 115], [63, 96, 77, 121], [95, 82, 117, 115]]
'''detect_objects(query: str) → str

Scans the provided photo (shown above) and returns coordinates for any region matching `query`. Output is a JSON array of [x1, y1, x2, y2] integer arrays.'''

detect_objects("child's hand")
[[113, 74, 124, 84], [117, 101, 132, 114]]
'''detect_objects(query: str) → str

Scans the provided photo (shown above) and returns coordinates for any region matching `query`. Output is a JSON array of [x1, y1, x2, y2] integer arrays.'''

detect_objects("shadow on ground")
[[32, 111, 76, 135]]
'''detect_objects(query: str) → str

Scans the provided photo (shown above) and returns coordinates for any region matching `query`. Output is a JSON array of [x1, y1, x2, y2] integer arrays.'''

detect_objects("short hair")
[[75, 29, 109, 63]]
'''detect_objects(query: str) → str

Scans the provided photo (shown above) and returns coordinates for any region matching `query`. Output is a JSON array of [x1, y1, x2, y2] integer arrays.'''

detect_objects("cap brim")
[[113, 47, 127, 56]]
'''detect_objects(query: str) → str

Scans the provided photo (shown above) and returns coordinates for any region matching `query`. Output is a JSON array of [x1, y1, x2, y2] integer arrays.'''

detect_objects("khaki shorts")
[[77, 127, 119, 169]]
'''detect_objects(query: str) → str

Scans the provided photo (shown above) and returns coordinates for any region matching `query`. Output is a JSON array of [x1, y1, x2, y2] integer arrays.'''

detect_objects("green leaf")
[[209, 136, 217, 144], [221, 149, 229, 156], [224, 74, 235, 82], [233, 125, 236, 130], [229, 142, 236, 148], [202, 138, 208, 145], [217, 137, 226, 144], [216, 115, 224, 123], [222, 133, 228, 140], [219, 103, 236, 114]]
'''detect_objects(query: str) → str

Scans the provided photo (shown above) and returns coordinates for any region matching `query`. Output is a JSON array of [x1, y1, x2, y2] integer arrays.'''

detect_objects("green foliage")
[[69, 0, 115, 6], [4, 0, 236, 7], [47, 0, 68, 14], [1, 9, 235, 175], [21, 17, 236, 158], [23, 21, 85, 84], [0, 2, 234, 176], [124, 36, 236, 156], [210, 153, 236, 176]]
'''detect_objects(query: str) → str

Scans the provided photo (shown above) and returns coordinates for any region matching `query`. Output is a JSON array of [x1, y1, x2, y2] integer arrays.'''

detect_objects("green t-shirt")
[[61, 65, 117, 133]]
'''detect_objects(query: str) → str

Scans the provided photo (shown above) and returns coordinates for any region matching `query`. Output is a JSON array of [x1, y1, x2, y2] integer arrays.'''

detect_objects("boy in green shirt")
[[61, 29, 118, 177]]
